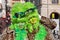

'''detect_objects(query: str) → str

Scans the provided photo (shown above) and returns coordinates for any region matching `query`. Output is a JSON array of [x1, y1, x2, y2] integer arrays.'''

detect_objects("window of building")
[[52, 0, 59, 4], [0, 3, 2, 12], [25, 0, 29, 2], [0, 4, 2, 9], [50, 12, 59, 19], [12, 0, 20, 1]]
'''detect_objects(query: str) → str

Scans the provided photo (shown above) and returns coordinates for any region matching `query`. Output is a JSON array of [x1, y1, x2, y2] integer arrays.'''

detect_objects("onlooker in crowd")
[[6, 11, 11, 27], [0, 15, 6, 34]]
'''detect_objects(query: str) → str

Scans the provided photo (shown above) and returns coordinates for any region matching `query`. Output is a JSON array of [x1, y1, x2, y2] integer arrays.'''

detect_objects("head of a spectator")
[[2, 15, 6, 18]]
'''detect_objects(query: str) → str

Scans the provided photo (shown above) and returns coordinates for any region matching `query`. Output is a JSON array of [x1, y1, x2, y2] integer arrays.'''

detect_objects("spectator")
[[6, 11, 11, 27], [0, 15, 6, 34]]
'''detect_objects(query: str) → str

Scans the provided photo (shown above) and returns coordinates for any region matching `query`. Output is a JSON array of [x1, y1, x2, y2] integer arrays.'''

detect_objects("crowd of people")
[[0, 11, 11, 34]]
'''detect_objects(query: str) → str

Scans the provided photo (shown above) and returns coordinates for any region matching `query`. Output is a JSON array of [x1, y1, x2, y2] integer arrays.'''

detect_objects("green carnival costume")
[[10, 2, 47, 40]]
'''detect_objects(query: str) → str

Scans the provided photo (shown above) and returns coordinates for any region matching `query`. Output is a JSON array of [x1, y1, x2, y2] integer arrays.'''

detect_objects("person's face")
[[2, 15, 6, 18]]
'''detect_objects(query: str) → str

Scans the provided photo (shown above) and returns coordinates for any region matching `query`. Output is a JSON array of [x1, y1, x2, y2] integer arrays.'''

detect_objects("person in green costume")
[[9, 2, 47, 40]]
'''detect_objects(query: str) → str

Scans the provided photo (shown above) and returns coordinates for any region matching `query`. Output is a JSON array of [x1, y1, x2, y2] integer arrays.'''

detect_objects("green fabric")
[[10, 24, 27, 40], [10, 2, 47, 40], [34, 24, 47, 40]]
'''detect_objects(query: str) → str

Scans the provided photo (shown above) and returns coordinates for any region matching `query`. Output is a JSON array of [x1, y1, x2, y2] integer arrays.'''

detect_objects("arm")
[[40, 16, 57, 30]]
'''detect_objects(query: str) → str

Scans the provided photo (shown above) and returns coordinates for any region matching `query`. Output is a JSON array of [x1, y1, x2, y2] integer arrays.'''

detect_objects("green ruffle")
[[34, 24, 47, 40]]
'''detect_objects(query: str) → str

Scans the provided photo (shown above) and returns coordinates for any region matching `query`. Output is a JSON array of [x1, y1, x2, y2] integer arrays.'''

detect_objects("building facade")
[[41, 0, 60, 40], [0, 0, 6, 17], [41, 0, 60, 19], [8, 0, 25, 7]]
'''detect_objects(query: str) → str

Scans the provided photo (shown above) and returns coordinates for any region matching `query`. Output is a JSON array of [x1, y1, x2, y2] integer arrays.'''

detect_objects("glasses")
[[14, 7, 36, 18]]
